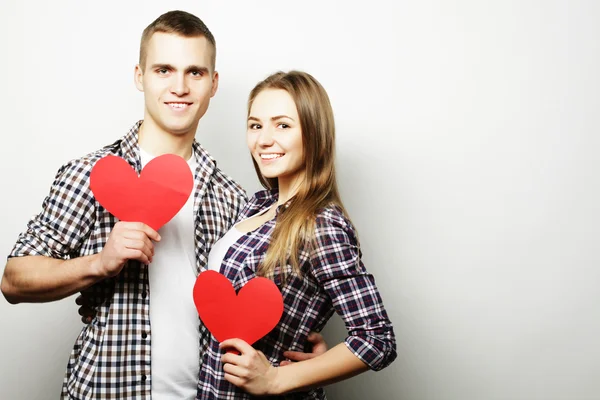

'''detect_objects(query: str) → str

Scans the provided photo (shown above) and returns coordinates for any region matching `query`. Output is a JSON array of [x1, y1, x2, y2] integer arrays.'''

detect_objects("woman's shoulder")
[[246, 189, 277, 206], [237, 189, 278, 219], [313, 203, 358, 242]]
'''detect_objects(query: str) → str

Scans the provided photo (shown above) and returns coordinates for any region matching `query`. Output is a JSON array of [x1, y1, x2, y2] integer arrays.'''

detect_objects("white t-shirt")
[[141, 148, 199, 400]]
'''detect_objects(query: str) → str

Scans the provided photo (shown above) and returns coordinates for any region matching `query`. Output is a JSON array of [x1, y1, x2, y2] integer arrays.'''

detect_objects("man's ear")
[[134, 64, 144, 92], [210, 71, 219, 98]]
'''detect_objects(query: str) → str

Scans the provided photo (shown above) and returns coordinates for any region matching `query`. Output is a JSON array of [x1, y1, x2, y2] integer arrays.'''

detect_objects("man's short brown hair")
[[139, 10, 216, 71]]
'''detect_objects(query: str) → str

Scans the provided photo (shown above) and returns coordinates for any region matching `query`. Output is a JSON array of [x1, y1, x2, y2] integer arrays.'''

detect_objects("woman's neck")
[[277, 172, 305, 205]]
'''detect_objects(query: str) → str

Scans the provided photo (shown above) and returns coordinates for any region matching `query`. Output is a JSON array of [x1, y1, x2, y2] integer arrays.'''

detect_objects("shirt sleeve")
[[8, 159, 96, 260], [309, 210, 397, 371]]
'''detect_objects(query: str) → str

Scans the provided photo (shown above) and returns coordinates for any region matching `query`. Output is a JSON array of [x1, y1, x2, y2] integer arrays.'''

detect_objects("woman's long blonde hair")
[[248, 71, 350, 280]]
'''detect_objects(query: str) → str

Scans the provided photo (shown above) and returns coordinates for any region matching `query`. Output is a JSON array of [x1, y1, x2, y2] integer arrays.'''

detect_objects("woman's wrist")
[[268, 365, 290, 395]]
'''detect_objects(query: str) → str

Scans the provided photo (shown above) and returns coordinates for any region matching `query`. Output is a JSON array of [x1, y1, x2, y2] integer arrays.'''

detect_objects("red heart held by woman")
[[89, 154, 193, 231], [193, 270, 284, 345]]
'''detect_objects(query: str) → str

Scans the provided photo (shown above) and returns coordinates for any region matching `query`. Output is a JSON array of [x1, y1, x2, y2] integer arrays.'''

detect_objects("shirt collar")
[[118, 120, 216, 178]]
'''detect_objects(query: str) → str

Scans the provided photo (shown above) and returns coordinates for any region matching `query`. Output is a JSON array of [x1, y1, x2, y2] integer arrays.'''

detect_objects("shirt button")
[[142, 332, 148, 339], [142, 375, 147, 381], [141, 291, 147, 299]]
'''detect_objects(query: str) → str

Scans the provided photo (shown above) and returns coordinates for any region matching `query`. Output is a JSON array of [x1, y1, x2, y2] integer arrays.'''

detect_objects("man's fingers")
[[115, 222, 161, 242], [123, 239, 153, 263], [307, 332, 324, 343], [307, 332, 328, 354], [77, 306, 96, 317], [125, 248, 150, 265], [123, 231, 155, 255], [279, 360, 292, 367], [137, 223, 161, 242], [282, 350, 316, 362]]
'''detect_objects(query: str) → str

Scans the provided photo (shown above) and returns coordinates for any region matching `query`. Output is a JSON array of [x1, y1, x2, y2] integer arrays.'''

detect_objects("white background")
[[1, 1, 599, 399]]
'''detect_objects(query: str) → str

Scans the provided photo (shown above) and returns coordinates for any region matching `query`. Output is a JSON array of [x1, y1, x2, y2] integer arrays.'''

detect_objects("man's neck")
[[137, 120, 196, 160]]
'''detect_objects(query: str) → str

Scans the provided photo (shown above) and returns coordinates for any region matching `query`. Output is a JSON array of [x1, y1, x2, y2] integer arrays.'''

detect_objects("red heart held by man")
[[193, 270, 284, 345], [89, 154, 194, 231]]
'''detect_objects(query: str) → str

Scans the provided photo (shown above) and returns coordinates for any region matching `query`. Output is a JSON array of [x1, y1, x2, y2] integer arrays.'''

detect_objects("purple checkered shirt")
[[196, 190, 397, 399]]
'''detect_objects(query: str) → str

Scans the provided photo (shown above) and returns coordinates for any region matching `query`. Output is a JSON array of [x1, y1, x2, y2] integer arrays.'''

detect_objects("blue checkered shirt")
[[196, 190, 397, 399]]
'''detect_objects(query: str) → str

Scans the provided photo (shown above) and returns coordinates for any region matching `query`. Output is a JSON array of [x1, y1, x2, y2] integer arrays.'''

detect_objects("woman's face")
[[247, 89, 304, 184]]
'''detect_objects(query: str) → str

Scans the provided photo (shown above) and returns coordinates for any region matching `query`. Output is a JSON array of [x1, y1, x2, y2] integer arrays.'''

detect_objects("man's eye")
[[191, 71, 203, 77], [158, 69, 168, 74]]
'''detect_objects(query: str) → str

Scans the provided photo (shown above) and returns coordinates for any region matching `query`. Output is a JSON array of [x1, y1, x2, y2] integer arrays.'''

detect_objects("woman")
[[196, 71, 396, 399]]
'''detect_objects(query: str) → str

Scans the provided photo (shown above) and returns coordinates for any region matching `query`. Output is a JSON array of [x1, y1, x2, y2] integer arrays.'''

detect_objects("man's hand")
[[281, 332, 328, 366], [96, 221, 160, 277], [75, 294, 96, 324], [78, 221, 160, 323]]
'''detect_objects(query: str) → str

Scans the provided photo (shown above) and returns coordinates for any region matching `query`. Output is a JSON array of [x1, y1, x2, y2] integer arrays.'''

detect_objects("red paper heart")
[[89, 154, 193, 231], [193, 270, 284, 345]]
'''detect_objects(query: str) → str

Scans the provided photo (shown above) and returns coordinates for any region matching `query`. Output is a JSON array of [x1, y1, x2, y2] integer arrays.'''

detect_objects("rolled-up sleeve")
[[8, 159, 96, 260], [310, 211, 397, 371]]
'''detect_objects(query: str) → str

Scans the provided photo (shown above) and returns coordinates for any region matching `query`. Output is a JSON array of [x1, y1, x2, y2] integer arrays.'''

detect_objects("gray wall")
[[1, 1, 599, 399]]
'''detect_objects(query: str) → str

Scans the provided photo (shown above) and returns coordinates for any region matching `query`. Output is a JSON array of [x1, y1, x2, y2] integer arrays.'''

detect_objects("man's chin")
[[162, 122, 196, 136]]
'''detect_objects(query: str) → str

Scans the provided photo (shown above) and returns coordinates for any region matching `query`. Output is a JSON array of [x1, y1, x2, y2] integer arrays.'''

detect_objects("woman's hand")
[[220, 338, 280, 395]]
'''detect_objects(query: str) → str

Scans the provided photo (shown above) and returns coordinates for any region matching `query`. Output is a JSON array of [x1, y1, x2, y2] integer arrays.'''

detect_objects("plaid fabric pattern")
[[8, 121, 247, 399], [196, 190, 397, 399]]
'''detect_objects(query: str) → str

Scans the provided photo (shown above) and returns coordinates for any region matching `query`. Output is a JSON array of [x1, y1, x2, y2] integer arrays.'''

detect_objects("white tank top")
[[206, 227, 244, 272], [206, 206, 272, 272]]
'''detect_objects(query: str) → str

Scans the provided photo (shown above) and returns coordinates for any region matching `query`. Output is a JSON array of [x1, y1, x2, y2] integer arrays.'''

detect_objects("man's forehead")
[[146, 33, 212, 57]]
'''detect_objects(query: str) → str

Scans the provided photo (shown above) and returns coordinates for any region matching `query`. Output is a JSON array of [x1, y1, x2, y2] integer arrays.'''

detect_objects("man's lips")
[[165, 102, 193, 110]]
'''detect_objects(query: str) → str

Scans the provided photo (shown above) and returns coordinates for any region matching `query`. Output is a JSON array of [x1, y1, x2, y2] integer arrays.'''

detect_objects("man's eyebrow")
[[149, 63, 174, 70], [149, 64, 210, 74], [185, 65, 210, 74]]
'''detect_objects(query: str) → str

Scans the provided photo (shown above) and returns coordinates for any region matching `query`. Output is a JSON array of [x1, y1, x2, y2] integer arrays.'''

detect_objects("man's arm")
[[2, 255, 104, 304], [2, 221, 160, 304]]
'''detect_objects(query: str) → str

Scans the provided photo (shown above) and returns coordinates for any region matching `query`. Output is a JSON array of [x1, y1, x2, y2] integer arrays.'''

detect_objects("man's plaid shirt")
[[8, 121, 247, 399], [196, 190, 397, 399]]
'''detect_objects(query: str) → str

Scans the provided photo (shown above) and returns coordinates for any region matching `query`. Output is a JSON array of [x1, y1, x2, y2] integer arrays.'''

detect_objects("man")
[[1, 10, 324, 399]]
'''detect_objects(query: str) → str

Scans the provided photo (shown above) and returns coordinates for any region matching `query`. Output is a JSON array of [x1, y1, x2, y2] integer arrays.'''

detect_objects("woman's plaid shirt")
[[8, 121, 247, 399], [195, 190, 397, 399]]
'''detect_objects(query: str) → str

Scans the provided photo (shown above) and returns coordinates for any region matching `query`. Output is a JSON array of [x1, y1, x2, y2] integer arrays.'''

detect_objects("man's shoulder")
[[192, 142, 247, 203], [52, 141, 118, 180], [209, 166, 248, 203], [54, 138, 123, 179]]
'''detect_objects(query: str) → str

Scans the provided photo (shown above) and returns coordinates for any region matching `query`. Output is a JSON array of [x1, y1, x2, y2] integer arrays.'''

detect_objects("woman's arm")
[[220, 339, 368, 395]]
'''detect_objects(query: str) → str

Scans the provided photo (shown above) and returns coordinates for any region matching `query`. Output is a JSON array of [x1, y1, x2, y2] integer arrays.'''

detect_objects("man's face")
[[135, 32, 218, 137]]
